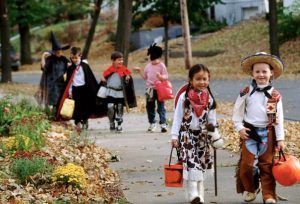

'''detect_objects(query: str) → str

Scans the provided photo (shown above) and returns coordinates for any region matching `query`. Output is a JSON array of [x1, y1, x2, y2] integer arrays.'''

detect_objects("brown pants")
[[237, 127, 276, 200]]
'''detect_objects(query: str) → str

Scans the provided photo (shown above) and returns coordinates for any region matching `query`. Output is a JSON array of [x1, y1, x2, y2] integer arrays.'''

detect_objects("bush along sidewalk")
[[0, 96, 125, 203]]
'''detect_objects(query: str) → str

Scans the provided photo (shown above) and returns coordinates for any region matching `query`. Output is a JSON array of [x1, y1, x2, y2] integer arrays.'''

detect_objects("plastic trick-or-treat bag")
[[154, 80, 174, 102]]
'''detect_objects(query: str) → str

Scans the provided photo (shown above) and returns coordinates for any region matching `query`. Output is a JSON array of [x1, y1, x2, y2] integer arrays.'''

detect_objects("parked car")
[[0, 44, 20, 71]]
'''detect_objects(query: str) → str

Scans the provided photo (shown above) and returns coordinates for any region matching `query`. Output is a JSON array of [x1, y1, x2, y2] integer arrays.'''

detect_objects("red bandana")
[[187, 89, 209, 117]]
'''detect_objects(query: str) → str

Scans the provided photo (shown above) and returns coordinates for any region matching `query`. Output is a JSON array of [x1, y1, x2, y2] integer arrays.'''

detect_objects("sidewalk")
[[90, 113, 299, 204]]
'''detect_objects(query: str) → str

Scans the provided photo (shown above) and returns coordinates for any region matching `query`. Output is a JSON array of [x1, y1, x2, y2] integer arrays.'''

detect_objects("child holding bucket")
[[171, 64, 222, 203], [233, 52, 285, 204]]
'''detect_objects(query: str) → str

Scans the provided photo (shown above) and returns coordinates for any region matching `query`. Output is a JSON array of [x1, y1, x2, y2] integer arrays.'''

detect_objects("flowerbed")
[[0, 97, 124, 203]]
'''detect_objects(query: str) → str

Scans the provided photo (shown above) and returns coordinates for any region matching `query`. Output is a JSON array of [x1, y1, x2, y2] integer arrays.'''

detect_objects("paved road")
[[11, 72, 300, 121], [90, 113, 300, 204]]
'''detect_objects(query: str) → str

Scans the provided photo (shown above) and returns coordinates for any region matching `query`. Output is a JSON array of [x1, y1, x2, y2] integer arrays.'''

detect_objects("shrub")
[[0, 96, 14, 136], [0, 98, 50, 150], [1, 135, 32, 151], [11, 157, 53, 184], [278, 3, 300, 43], [52, 163, 87, 189]]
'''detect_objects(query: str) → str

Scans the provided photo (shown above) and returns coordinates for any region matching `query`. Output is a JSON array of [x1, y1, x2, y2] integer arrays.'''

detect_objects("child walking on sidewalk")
[[57, 47, 99, 130], [134, 43, 168, 133], [171, 64, 219, 204], [101, 51, 133, 133], [233, 52, 285, 204]]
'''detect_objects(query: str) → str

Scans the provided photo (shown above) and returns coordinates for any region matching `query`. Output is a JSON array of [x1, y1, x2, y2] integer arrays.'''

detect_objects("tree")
[[115, 0, 133, 66], [269, 0, 280, 57], [0, 0, 12, 82], [8, 0, 56, 65], [82, 0, 103, 59], [133, 0, 222, 67], [180, 0, 192, 69]]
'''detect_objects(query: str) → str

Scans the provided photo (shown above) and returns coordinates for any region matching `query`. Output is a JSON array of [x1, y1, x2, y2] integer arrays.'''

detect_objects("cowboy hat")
[[50, 31, 70, 51], [241, 52, 284, 79]]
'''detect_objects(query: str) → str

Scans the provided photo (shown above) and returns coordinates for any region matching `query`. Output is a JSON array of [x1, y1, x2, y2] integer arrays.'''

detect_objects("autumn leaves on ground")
[[1, 18, 300, 203]]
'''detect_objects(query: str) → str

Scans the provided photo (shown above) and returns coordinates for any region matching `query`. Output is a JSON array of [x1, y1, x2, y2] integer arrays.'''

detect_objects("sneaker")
[[265, 198, 276, 204], [147, 123, 156, 132], [243, 191, 256, 202], [161, 123, 167, 133], [110, 123, 115, 131], [82, 122, 88, 130], [116, 125, 123, 133]]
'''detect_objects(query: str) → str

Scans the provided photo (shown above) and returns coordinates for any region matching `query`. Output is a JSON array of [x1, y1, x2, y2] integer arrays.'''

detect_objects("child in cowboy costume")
[[171, 64, 222, 204], [134, 43, 169, 133], [233, 52, 285, 204]]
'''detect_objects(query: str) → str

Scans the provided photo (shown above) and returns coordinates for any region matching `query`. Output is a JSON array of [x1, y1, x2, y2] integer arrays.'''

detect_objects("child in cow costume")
[[233, 52, 285, 204], [171, 64, 223, 204]]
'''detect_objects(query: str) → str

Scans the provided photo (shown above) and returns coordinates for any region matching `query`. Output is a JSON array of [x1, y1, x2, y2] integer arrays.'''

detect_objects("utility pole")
[[269, 0, 280, 57], [180, 0, 192, 69]]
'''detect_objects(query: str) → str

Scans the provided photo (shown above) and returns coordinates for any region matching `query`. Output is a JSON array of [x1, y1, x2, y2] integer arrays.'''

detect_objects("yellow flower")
[[2, 135, 31, 151], [52, 163, 87, 188]]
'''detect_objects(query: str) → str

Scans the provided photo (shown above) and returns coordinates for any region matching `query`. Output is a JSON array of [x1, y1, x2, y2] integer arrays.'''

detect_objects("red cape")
[[103, 65, 131, 78]]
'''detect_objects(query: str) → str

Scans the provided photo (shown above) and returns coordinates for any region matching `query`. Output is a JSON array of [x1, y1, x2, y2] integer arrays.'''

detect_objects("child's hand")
[[42, 51, 51, 59], [276, 140, 285, 150], [100, 75, 106, 82], [239, 128, 250, 140], [69, 93, 72, 99], [156, 72, 163, 80], [133, 67, 141, 73], [171, 139, 178, 148]]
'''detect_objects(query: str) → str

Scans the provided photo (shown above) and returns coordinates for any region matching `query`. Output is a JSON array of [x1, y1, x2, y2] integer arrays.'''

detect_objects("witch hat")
[[50, 31, 70, 51]]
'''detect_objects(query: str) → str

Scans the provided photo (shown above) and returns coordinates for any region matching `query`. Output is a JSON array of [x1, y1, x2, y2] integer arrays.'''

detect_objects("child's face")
[[252, 63, 273, 85], [112, 57, 124, 68], [70, 53, 81, 64], [54, 50, 62, 57], [190, 70, 209, 91]]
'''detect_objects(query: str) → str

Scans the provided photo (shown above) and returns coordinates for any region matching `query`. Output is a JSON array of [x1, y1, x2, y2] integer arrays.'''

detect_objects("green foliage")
[[132, 0, 223, 31], [198, 19, 227, 34], [278, 3, 300, 43], [11, 157, 53, 184], [0, 96, 14, 136], [7, 0, 56, 27], [0, 97, 50, 150], [7, 0, 91, 29]]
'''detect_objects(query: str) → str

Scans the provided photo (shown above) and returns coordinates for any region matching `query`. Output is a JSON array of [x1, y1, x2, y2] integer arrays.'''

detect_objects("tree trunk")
[[82, 0, 103, 60], [163, 16, 169, 67], [0, 0, 12, 82], [115, 0, 133, 66], [269, 0, 279, 57], [19, 22, 32, 64], [180, 0, 192, 70]]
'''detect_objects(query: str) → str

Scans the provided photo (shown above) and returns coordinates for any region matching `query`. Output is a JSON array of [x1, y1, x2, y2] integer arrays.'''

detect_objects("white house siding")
[[213, 0, 266, 25], [284, 0, 296, 7]]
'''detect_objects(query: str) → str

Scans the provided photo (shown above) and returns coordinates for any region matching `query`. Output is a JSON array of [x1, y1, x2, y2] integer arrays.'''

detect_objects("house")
[[208, 0, 268, 25], [283, 0, 299, 15]]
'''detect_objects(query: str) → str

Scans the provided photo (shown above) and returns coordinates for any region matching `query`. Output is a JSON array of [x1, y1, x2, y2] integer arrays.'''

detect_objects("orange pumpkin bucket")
[[164, 147, 183, 187], [272, 150, 300, 186]]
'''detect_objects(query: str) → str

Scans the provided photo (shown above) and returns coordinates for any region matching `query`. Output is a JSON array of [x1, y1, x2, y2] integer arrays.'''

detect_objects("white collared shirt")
[[69, 63, 85, 95], [232, 85, 284, 141]]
